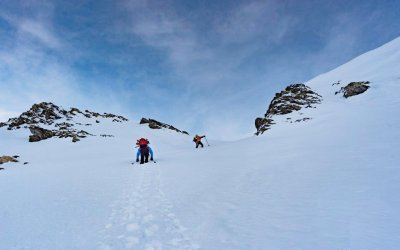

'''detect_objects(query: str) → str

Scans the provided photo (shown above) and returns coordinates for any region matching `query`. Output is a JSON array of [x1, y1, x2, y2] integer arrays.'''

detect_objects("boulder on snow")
[[0, 156, 19, 164], [29, 126, 54, 142], [335, 81, 370, 98]]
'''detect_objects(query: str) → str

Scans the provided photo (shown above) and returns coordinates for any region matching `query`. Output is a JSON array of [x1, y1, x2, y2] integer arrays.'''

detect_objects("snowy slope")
[[1, 37, 400, 250]]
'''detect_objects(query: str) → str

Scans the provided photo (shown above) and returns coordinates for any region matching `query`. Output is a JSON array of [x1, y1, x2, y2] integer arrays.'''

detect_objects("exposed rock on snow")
[[0, 102, 127, 142], [335, 81, 370, 98], [0, 156, 19, 164], [255, 84, 322, 135], [140, 118, 189, 135], [28, 125, 93, 143], [255, 117, 275, 132], [0, 102, 129, 131], [29, 126, 54, 142]]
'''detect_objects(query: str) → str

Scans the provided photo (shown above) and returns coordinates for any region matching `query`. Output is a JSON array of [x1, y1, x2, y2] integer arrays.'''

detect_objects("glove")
[[136, 159, 139, 162], [150, 157, 153, 161]]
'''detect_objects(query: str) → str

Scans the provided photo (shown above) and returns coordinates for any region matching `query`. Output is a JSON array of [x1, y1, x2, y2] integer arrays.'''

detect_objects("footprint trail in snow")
[[99, 166, 199, 250]]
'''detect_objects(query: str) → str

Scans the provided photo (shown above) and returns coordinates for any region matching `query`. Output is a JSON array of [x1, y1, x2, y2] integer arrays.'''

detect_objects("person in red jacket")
[[193, 134, 205, 148], [136, 138, 154, 164]]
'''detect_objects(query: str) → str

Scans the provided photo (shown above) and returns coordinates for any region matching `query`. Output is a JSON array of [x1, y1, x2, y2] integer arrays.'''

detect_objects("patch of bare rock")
[[255, 84, 322, 135], [140, 118, 189, 135], [335, 81, 370, 98]]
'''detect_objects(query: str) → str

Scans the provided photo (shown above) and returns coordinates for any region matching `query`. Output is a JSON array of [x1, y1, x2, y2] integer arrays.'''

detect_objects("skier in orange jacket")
[[193, 134, 205, 148]]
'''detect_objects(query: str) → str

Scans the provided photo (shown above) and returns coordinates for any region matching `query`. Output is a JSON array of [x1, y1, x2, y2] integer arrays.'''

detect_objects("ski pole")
[[204, 136, 210, 146]]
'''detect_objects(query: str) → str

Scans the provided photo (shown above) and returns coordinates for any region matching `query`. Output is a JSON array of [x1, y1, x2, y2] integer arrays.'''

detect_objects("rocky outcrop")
[[255, 117, 275, 132], [335, 81, 370, 98], [0, 102, 127, 142], [0, 102, 129, 131], [29, 126, 54, 142], [255, 84, 322, 135], [0, 156, 19, 164], [140, 118, 189, 135]]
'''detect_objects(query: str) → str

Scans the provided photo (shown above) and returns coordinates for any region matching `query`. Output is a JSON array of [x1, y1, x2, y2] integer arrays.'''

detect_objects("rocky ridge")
[[140, 118, 189, 135], [0, 102, 128, 142]]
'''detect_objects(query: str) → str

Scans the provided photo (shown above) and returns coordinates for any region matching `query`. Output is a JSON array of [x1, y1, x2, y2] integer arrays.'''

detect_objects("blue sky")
[[1, 0, 399, 139]]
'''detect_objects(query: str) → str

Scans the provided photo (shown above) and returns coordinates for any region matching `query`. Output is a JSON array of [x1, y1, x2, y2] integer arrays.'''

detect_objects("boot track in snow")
[[99, 166, 199, 250]]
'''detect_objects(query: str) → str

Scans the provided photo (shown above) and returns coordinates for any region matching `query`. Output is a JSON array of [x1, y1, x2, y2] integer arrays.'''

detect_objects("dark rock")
[[29, 126, 54, 142], [255, 118, 275, 135], [0, 168, 4, 170], [72, 136, 80, 143], [140, 118, 189, 135], [140, 118, 149, 124], [266, 84, 321, 116], [335, 81, 370, 98], [255, 83, 322, 135], [255, 117, 264, 130], [23, 162, 29, 165], [295, 117, 311, 123]]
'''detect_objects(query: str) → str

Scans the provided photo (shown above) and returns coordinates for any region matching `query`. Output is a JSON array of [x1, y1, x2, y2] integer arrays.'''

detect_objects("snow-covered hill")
[[1, 37, 400, 250]]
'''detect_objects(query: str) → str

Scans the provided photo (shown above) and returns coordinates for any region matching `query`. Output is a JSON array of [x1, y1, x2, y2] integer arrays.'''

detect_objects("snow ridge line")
[[99, 166, 199, 250]]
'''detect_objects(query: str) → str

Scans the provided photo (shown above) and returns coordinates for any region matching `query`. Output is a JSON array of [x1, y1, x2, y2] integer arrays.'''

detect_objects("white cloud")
[[0, 8, 82, 117], [18, 19, 62, 49], [213, 0, 295, 44], [0, 7, 62, 50]]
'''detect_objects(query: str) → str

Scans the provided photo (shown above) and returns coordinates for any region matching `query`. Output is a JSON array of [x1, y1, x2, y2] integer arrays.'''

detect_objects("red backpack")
[[137, 138, 149, 146]]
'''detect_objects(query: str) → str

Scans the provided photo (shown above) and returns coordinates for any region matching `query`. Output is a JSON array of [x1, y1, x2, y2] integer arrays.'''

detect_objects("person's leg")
[[144, 147, 149, 163], [140, 148, 145, 164], [199, 141, 204, 148], [196, 142, 199, 148]]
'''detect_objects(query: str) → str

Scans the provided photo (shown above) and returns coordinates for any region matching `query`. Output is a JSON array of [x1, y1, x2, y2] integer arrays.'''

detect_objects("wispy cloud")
[[18, 19, 62, 49], [213, 0, 295, 44], [0, 1, 62, 49], [0, 4, 81, 118]]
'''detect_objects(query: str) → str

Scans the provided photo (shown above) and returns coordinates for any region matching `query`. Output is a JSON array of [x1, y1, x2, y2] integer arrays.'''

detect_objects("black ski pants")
[[140, 146, 149, 164]]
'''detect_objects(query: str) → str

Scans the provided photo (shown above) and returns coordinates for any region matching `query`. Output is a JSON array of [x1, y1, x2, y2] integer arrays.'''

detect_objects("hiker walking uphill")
[[135, 138, 154, 164], [193, 134, 207, 148]]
